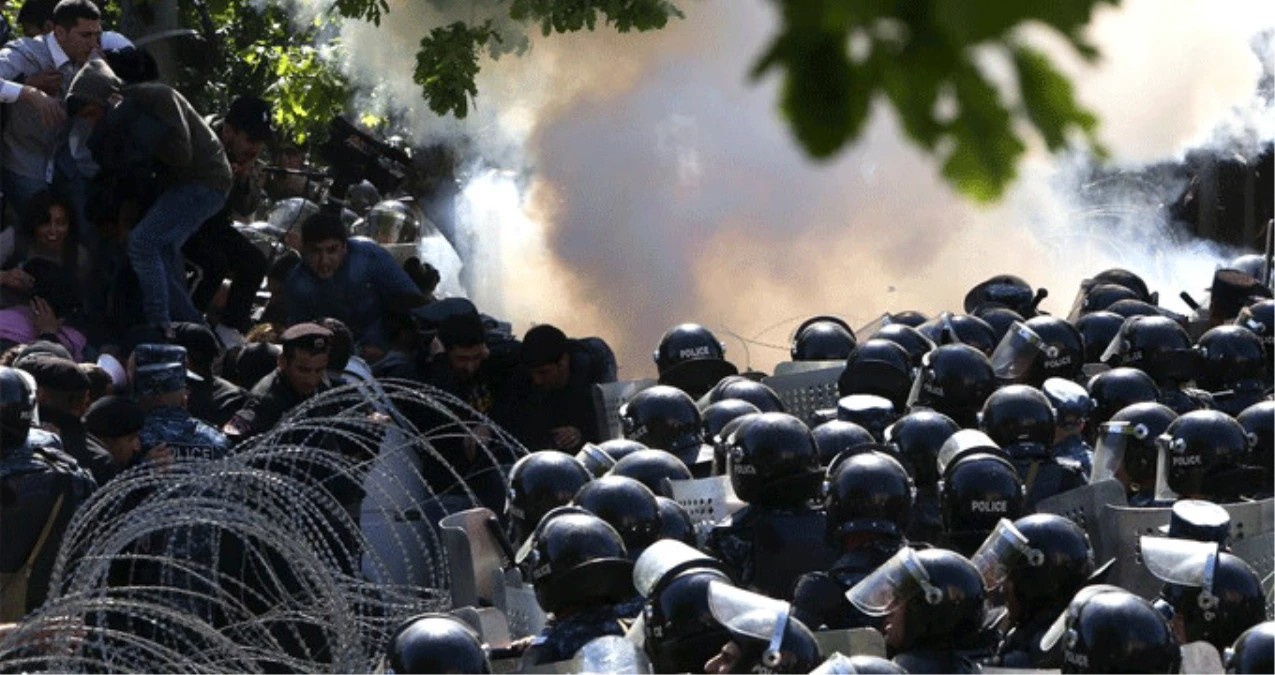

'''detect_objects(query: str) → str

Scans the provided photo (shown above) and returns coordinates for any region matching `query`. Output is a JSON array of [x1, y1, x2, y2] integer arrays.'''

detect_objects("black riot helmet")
[[642, 567, 735, 673], [1076, 283, 1142, 317], [706, 581, 823, 674], [576, 439, 649, 478], [611, 449, 692, 497], [1053, 588, 1180, 674], [835, 394, 898, 442], [847, 547, 986, 650], [703, 399, 762, 444], [506, 451, 594, 545], [994, 515, 1096, 615], [974, 306, 1027, 344], [1094, 268, 1154, 302], [1155, 410, 1251, 501], [810, 654, 907, 674], [383, 613, 491, 674], [1086, 367, 1160, 432], [1106, 298, 1172, 320], [1237, 400, 1274, 474], [964, 274, 1039, 316], [1103, 316, 1198, 386], [1234, 299, 1274, 373], [917, 313, 999, 355], [655, 496, 697, 547], [825, 451, 914, 542], [1022, 316, 1085, 384], [704, 376, 785, 413], [1043, 377, 1093, 430], [1074, 311, 1125, 365], [1195, 325, 1267, 392], [572, 476, 663, 560], [0, 366, 37, 455], [725, 412, 822, 507], [940, 453, 1024, 556], [980, 385, 1056, 448], [517, 507, 633, 615], [838, 338, 914, 411], [1091, 402, 1178, 493], [872, 323, 935, 368], [1143, 538, 1267, 652], [791, 316, 857, 362], [1225, 621, 1275, 674], [884, 410, 960, 490], [907, 343, 997, 428], [620, 385, 704, 462], [889, 310, 929, 327], [654, 323, 738, 398], [811, 419, 877, 467]]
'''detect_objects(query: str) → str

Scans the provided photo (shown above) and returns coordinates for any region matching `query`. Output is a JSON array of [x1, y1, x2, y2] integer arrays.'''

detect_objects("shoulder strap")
[[22, 493, 65, 570]]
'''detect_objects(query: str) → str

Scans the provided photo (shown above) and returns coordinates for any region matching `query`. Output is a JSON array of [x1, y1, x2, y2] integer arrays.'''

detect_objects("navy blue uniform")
[[139, 406, 230, 461]]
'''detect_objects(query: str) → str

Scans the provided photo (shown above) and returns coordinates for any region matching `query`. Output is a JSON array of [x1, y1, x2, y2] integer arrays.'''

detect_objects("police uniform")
[[1052, 434, 1094, 478], [136, 362, 230, 461], [792, 538, 904, 630], [1160, 387, 1215, 415], [520, 606, 627, 667], [223, 325, 333, 439], [908, 486, 943, 546], [991, 604, 1068, 668], [1005, 443, 1086, 512], [705, 504, 837, 601]]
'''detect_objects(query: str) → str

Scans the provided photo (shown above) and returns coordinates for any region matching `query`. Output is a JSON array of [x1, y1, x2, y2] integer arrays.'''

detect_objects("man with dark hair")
[[14, 353, 111, 483], [424, 311, 492, 411], [183, 96, 274, 348], [68, 58, 230, 337], [283, 212, 426, 356], [503, 324, 616, 452], [223, 322, 332, 440], [170, 321, 247, 428]]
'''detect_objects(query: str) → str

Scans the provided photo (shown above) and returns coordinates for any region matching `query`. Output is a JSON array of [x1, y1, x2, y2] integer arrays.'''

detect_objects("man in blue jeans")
[[66, 58, 230, 338]]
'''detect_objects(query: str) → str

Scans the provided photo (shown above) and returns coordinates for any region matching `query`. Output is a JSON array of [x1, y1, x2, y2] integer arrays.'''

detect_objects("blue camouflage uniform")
[[133, 353, 229, 461], [1043, 378, 1095, 479], [1052, 435, 1093, 479], [520, 605, 627, 667]]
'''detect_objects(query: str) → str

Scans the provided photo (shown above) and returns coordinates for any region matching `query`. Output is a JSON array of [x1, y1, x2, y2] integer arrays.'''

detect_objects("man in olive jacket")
[[67, 57, 230, 338]]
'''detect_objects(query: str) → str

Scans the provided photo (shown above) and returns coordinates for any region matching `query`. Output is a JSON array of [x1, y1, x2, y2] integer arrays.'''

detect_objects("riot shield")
[[1181, 641, 1225, 675], [665, 476, 745, 544], [572, 635, 654, 674], [493, 567, 547, 639], [773, 360, 848, 376], [1229, 531, 1275, 619], [449, 605, 513, 649], [1035, 479, 1128, 564], [990, 322, 1054, 382], [360, 425, 450, 588], [751, 510, 839, 601], [1098, 504, 1173, 599], [1223, 497, 1275, 543], [439, 507, 509, 608], [763, 365, 845, 426], [811, 628, 887, 659], [591, 379, 657, 441]]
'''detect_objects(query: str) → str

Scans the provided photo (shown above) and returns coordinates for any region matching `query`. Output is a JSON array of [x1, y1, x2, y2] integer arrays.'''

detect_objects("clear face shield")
[[1154, 433, 1184, 502], [855, 313, 893, 341], [571, 635, 654, 674], [576, 443, 618, 478], [936, 430, 1001, 478], [632, 539, 720, 599], [707, 581, 793, 669], [970, 519, 1044, 592], [990, 322, 1056, 382], [1140, 537, 1222, 618], [1066, 279, 1098, 323], [1099, 328, 1127, 365], [845, 547, 943, 617], [1090, 420, 1148, 484]]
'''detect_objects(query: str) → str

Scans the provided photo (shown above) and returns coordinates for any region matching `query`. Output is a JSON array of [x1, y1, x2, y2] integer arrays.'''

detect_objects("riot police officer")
[[515, 507, 633, 666], [1090, 402, 1177, 505], [654, 324, 738, 399], [940, 449, 1025, 557], [1224, 621, 1274, 674], [575, 438, 648, 478], [703, 580, 824, 674], [1085, 366, 1160, 445], [701, 376, 785, 414], [505, 450, 593, 546], [610, 449, 692, 497], [886, 410, 959, 545], [917, 313, 999, 356], [907, 344, 997, 428], [1102, 315, 1213, 414], [811, 419, 878, 467], [1041, 586, 1180, 674], [846, 547, 992, 673], [1195, 325, 1268, 416], [0, 366, 96, 620], [705, 413, 836, 600], [838, 339, 914, 413], [1236, 401, 1273, 497], [1234, 299, 1273, 374], [792, 451, 913, 631], [134, 346, 230, 462], [632, 539, 734, 673], [1142, 537, 1267, 653], [1043, 377, 1095, 477], [620, 385, 713, 476], [981, 385, 1085, 510], [791, 316, 857, 362], [1154, 410, 1261, 503], [382, 613, 491, 674]]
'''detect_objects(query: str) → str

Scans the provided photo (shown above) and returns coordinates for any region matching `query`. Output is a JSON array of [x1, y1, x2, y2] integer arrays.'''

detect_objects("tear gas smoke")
[[296, 0, 1273, 376]]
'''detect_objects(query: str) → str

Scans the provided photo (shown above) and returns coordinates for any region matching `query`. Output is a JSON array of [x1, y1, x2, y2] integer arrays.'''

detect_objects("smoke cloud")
[[305, 0, 1274, 377]]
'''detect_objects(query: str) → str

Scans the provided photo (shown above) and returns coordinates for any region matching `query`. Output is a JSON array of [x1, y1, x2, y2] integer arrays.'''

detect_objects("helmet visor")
[[707, 581, 791, 644], [990, 322, 1052, 381], [571, 635, 653, 674], [1099, 327, 1127, 365], [633, 539, 719, 598], [937, 430, 1001, 478], [1091, 420, 1145, 484], [970, 518, 1037, 591], [576, 443, 618, 477], [856, 313, 893, 341], [1154, 434, 1182, 502], [1038, 584, 1126, 652], [845, 547, 937, 616], [905, 358, 928, 409], [1140, 536, 1218, 589]]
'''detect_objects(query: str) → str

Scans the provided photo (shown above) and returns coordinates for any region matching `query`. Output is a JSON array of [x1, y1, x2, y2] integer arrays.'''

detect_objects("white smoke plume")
[[295, 0, 1274, 376]]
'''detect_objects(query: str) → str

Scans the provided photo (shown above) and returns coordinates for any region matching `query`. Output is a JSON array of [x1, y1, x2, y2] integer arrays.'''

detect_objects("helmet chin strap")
[[762, 606, 789, 668]]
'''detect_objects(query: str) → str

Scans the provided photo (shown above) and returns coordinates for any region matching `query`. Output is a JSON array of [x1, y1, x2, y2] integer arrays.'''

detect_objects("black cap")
[[225, 95, 275, 143], [16, 340, 72, 362], [170, 322, 220, 370], [522, 324, 568, 367], [83, 395, 145, 438], [16, 355, 90, 392], [280, 323, 333, 353]]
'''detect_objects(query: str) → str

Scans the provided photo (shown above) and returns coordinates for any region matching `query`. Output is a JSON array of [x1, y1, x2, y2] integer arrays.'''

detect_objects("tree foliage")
[[752, 0, 1117, 201]]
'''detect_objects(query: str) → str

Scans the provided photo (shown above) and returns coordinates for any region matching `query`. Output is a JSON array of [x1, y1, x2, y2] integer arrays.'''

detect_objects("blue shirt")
[[284, 237, 420, 342]]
